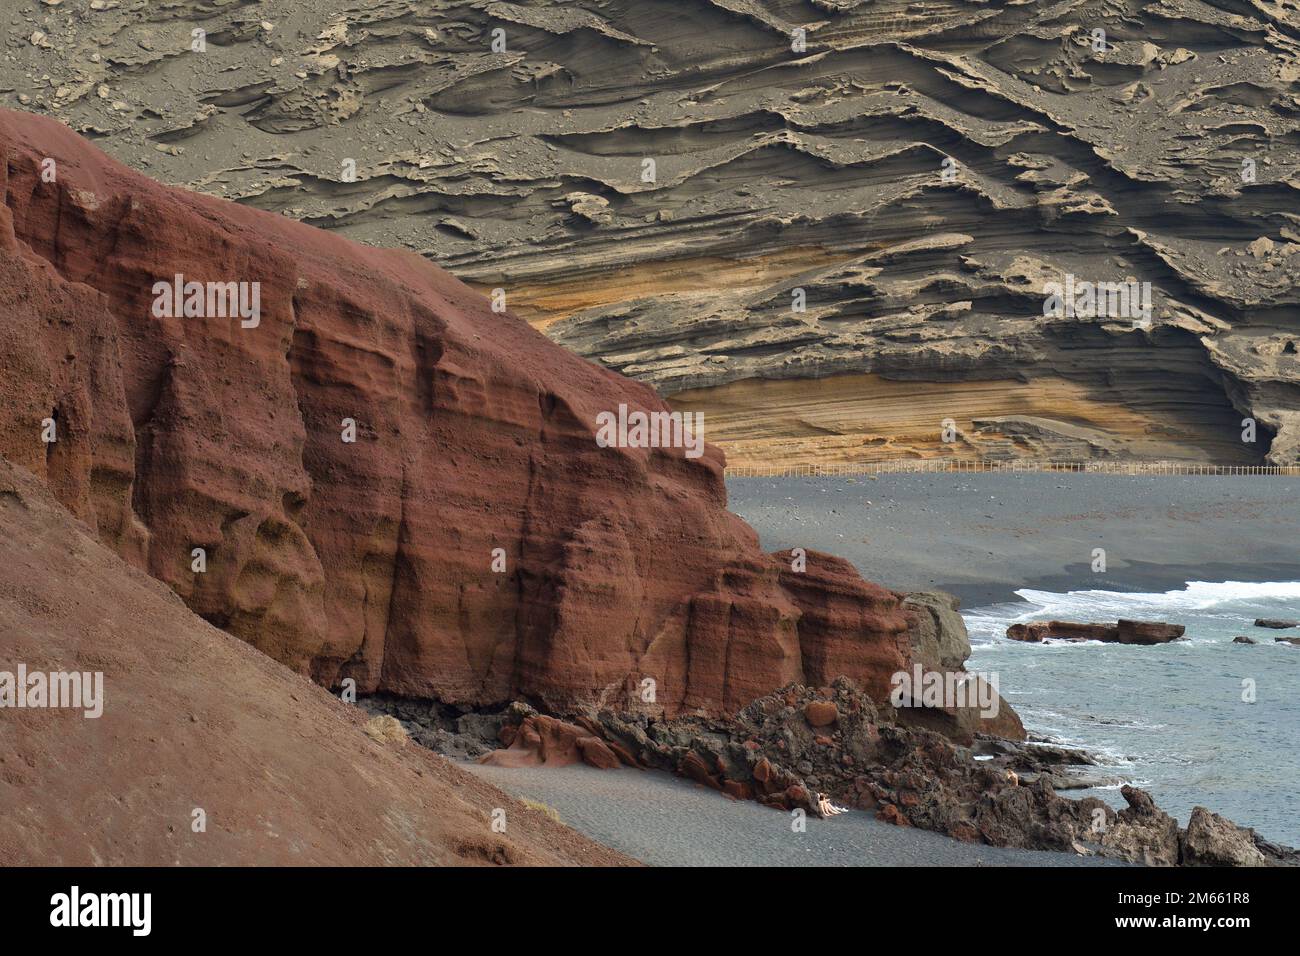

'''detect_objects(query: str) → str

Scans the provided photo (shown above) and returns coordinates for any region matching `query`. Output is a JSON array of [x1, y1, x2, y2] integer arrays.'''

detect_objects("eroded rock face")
[[4, 1, 1294, 467], [903, 591, 972, 673], [1181, 807, 1266, 867], [0, 108, 914, 718], [479, 710, 622, 770], [895, 590, 1025, 743], [0, 457, 630, 866]]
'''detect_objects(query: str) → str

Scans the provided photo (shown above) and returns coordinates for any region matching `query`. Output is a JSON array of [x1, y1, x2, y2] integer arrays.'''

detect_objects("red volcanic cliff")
[[0, 108, 912, 717]]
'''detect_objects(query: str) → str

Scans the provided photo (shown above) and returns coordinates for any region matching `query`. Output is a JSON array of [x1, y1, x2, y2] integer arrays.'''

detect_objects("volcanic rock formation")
[[0, 458, 630, 866], [4, 0, 1297, 467], [1007, 619, 1187, 643], [556, 676, 1296, 864], [0, 107, 921, 721]]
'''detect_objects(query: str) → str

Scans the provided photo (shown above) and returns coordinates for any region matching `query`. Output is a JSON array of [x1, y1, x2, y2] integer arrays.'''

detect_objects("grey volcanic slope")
[[5, 0, 1299, 465]]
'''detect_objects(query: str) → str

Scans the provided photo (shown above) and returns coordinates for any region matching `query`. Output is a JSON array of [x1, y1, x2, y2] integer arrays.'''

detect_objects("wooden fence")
[[724, 459, 1300, 478]]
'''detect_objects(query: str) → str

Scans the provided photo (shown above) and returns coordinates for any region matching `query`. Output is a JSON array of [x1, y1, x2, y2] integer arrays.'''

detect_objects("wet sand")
[[726, 473, 1300, 607], [466, 763, 1124, 867]]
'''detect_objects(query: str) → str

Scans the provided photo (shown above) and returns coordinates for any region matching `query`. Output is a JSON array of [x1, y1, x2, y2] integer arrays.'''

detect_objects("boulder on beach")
[[1180, 807, 1267, 867], [803, 700, 840, 727], [1232, 636, 1258, 645], [898, 590, 1026, 743], [479, 713, 625, 770], [903, 590, 971, 672], [1275, 637, 1300, 647], [1006, 620, 1185, 644], [1255, 619, 1299, 629]]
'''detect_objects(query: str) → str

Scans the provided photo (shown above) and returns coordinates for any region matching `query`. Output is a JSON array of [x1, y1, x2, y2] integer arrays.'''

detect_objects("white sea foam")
[[965, 581, 1300, 645], [961, 580, 1300, 844], [1005, 580, 1300, 622]]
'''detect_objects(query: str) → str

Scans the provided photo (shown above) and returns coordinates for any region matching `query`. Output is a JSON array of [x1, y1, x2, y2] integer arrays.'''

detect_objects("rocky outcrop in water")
[[5, 0, 1296, 468], [1007, 619, 1186, 644], [0, 107, 920, 719]]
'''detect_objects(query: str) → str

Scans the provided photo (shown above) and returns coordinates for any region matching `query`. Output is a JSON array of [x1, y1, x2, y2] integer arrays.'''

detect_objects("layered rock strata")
[[4, 1, 1297, 466]]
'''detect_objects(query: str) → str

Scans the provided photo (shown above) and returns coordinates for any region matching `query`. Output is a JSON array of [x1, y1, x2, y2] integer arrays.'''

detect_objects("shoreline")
[[729, 471, 1300, 853], [726, 473, 1300, 607], [373, 472, 1300, 867], [465, 763, 1127, 867]]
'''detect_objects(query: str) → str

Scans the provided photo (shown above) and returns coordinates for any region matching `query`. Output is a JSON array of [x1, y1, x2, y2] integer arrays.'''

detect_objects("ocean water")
[[963, 581, 1300, 846]]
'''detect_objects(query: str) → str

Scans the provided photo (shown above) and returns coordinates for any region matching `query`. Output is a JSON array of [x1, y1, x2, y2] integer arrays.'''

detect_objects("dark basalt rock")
[[1007, 620, 1185, 644], [464, 678, 1296, 866]]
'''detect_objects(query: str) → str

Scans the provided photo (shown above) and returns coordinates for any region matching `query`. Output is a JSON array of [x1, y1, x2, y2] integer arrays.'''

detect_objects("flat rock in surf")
[[1007, 620, 1186, 644]]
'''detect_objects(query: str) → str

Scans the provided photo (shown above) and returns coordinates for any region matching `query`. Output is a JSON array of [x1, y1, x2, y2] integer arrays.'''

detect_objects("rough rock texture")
[[360, 694, 508, 760], [1007, 619, 1186, 644], [975, 737, 1127, 792], [527, 677, 1296, 864], [897, 589, 1026, 742], [4, 0, 1296, 468], [1181, 807, 1267, 867], [479, 709, 623, 769], [0, 106, 917, 718], [0, 457, 631, 866], [894, 672, 1027, 745], [903, 591, 972, 673]]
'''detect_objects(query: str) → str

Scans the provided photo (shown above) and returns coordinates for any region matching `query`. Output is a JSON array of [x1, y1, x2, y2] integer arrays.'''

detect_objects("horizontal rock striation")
[[0, 107, 917, 718], [5, 0, 1297, 467]]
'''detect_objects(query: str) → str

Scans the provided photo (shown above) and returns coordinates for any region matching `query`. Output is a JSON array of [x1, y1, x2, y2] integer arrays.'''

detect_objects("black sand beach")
[[726, 473, 1300, 607], [461, 474, 1300, 867], [467, 764, 1125, 867]]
